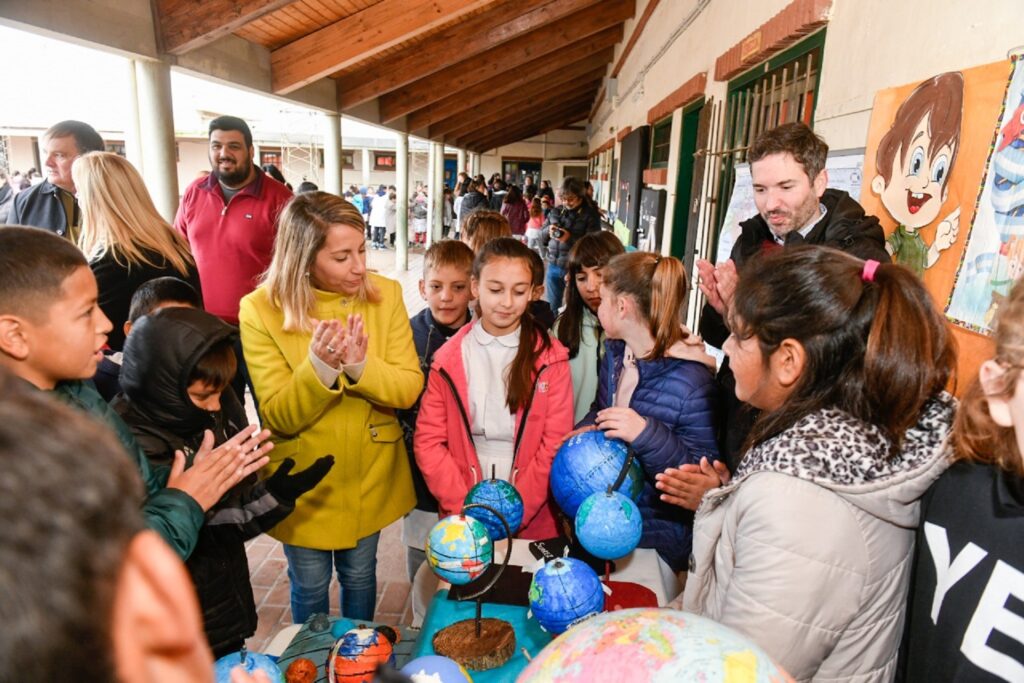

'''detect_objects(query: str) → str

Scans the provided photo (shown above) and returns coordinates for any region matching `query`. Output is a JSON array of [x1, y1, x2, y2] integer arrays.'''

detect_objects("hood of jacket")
[[120, 307, 238, 436], [717, 392, 955, 527]]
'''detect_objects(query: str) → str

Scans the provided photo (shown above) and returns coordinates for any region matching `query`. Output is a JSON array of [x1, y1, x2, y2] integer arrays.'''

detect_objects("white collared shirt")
[[462, 323, 520, 482]]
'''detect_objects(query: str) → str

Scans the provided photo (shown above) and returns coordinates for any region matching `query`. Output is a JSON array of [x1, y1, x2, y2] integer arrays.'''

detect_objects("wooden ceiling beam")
[[271, 0, 499, 94], [409, 44, 614, 133], [457, 97, 593, 150], [157, 0, 295, 55], [385, 15, 622, 126], [468, 107, 590, 153], [337, 0, 630, 111], [437, 75, 603, 142]]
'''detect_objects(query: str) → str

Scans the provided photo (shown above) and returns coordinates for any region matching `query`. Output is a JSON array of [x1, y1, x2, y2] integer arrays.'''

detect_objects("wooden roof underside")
[[156, 0, 636, 152]]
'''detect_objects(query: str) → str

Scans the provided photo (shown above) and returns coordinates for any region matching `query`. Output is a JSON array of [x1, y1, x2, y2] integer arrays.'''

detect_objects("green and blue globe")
[[550, 430, 644, 517], [425, 514, 493, 585], [528, 557, 604, 634], [464, 479, 524, 540], [575, 490, 643, 560]]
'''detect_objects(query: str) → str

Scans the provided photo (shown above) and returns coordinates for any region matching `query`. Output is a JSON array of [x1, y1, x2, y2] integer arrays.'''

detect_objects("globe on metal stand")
[[430, 502, 516, 671]]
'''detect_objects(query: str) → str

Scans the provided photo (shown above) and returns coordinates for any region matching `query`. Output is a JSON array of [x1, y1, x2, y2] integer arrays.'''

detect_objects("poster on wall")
[[859, 59, 1014, 387], [715, 152, 865, 264], [947, 57, 1024, 333]]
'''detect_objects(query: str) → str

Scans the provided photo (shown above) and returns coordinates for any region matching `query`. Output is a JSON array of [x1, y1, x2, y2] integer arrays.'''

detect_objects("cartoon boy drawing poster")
[[871, 72, 964, 278]]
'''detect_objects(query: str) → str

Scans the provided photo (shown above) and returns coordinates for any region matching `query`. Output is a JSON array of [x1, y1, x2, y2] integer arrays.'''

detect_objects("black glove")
[[266, 455, 334, 505]]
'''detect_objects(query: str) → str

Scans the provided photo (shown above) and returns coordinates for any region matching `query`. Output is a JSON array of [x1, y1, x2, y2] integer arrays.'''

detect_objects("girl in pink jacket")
[[414, 238, 573, 539]]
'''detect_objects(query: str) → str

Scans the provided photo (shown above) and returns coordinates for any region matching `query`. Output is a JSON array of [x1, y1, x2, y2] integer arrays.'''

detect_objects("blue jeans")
[[546, 263, 567, 316], [283, 532, 380, 624]]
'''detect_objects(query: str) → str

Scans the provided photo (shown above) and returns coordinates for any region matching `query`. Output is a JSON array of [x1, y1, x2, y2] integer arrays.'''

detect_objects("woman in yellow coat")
[[239, 192, 422, 622]]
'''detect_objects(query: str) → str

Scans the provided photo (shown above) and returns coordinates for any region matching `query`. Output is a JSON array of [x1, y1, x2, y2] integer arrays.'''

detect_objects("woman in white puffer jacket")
[[680, 246, 956, 682]]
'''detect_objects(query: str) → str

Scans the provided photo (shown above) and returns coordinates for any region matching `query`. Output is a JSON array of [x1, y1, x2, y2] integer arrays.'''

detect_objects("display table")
[[414, 588, 548, 682], [274, 617, 418, 682]]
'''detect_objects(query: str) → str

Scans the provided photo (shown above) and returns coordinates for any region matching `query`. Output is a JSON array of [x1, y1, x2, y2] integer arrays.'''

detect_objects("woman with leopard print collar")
[[681, 246, 956, 683]]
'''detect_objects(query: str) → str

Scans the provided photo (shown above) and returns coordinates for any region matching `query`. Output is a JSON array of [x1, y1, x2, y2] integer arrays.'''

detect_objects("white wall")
[[814, 0, 1022, 149], [588, 0, 1023, 255]]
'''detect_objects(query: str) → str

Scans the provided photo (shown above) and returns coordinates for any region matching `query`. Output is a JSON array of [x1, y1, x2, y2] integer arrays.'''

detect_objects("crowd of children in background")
[[4, 116, 1024, 683]]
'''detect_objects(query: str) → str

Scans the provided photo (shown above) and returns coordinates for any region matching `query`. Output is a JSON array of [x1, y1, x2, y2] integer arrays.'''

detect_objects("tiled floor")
[[245, 244, 427, 652]]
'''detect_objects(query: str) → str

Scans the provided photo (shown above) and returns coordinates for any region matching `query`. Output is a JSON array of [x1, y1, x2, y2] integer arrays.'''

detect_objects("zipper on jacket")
[[511, 364, 549, 474], [437, 367, 480, 469]]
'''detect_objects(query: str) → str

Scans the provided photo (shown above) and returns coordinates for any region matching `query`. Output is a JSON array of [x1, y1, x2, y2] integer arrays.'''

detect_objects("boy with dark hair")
[[0, 370, 282, 683], [398, 239, 475, 580], [114, 306, 334, 656], [0, 226, 273, 559], [94, 275, 203, 402]]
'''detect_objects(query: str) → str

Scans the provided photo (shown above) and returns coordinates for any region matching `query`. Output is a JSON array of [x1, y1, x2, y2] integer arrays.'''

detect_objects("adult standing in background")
[[174, 115, 292, 408], [239, 192, 422, 622], [73, 152, 201, 351], [0, 169, 14, 224], [544, 176, 601, 314], [11, 120, 105, 240]]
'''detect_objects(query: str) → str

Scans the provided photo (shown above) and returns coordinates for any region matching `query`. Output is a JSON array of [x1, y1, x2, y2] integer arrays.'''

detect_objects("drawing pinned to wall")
[[870, 72, 964, 278], [947, 56, 1024, 333], [861, 60, 1012, 328]]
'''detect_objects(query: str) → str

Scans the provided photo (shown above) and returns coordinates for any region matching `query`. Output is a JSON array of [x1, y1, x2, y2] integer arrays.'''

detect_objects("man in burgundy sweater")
[[174, 115, 292, 408]]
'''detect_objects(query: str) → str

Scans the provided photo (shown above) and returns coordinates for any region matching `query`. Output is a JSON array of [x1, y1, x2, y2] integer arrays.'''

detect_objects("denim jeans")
[[282, 532, 380, 624], [546, 263, 567, 317]]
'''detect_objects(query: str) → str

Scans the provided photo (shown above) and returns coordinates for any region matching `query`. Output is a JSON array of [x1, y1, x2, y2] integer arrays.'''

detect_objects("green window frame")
[[650, 116, 673, 169]]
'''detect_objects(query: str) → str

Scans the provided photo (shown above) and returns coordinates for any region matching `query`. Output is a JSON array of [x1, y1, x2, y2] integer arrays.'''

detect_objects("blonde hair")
[[952, 279, 1024, 476], [263, 192, 379, 331], [72, 152, 193, 275], [602, 251, 689, 359], [462, 210, 511, 253]]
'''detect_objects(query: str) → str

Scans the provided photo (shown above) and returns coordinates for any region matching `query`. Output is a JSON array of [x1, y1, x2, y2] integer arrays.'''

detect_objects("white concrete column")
[[457, 148, 467, 179], [125, 61, 143, 171], [131, 58, 179, 223], [322, 112, 343, 196], [395, 132, 409, 271], [426, 143, 437, 247], [361, 148, 371, 187], [429, 141, 444, 245]]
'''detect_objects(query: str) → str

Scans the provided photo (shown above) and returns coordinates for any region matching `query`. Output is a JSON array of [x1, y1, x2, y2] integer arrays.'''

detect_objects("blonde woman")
[[239, 192, 422, 622], [73, 152, 200, 350]]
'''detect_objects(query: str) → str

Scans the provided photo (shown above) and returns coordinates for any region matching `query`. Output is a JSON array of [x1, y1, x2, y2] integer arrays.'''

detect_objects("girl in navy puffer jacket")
[[582, 252, 720, 574]]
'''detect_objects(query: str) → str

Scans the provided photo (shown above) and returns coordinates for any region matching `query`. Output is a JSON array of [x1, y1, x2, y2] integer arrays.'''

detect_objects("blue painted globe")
[[528, 557, 605, 634], [464, 479, 524, 540], [400, 654, 475, 682], [575, 490, 643, 560], [550, 430, 644, 517], [214, 650, 284, 683], [425, 514, 494, 585]]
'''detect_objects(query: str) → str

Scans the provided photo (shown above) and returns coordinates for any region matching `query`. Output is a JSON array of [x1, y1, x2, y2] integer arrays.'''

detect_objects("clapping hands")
[[310, 314, 369, 368]]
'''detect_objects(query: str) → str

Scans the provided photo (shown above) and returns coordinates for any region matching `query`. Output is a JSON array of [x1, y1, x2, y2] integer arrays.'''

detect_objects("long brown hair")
[[473, 238, 551, 412], [732, 246, 956, 452], [952, 278, 1024, 476], [601, 251, 689, 359], [556, 231, 625, 358]]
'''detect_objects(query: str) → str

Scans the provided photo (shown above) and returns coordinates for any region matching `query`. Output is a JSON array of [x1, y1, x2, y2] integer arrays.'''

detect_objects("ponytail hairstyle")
[[556, 231, 626, 358], [473, 237, 551, 412], [731, 246, 956, 452], [601, 251, 689, 359], [951, 278, 1024, 476]]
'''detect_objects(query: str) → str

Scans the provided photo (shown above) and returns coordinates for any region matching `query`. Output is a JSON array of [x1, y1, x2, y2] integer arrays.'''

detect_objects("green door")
[[670, 101, 704, 261]]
